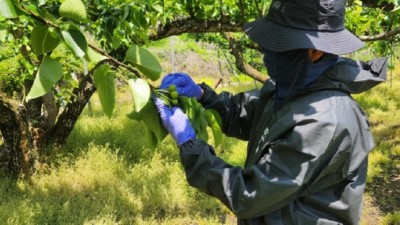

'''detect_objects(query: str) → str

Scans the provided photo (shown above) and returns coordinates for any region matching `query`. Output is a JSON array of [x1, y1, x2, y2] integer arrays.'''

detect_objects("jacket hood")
[[320, 57, 388, 93]]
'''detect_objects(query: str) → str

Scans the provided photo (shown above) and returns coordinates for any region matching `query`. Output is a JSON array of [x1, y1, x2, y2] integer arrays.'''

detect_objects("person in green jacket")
[[154, 0, 387, 224]]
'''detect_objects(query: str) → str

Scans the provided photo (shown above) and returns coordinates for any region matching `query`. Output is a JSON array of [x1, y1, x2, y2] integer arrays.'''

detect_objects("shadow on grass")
[[366, 156, 400, 214], [0, 145, 226, 224], [0, 179, 142, 224], [366, 124, 400, 217]]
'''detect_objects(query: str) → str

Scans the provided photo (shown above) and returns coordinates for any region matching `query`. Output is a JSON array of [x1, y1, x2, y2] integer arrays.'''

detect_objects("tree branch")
[[221, 33, 266, 83], [45, 73, 96, 146], [150, 17, 244, 41], [88, 43, 141, 77], [238, 0, 246, 24], [254, 0, 263, 18], [359, 27, 400, 41]]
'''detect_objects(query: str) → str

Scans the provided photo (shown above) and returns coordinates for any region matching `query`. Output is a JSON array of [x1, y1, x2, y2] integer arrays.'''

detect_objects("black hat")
[[244, 0, 365, 55]]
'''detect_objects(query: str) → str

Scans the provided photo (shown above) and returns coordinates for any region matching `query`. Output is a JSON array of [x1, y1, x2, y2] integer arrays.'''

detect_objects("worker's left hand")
[[160, 72, 203, 99], [154, 97, 196, 145]]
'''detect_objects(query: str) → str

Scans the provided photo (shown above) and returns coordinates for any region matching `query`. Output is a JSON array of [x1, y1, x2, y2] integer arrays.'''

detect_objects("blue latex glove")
[[160, 72, 202, 99], [154, 97, 196, 145]]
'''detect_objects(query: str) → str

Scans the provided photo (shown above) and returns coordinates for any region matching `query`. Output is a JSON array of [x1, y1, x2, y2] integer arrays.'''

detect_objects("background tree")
[[0, 0, 399, 177]]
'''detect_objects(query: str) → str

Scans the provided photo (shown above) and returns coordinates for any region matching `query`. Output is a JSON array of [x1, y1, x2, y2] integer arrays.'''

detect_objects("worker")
[[154, 0, 387, 224]]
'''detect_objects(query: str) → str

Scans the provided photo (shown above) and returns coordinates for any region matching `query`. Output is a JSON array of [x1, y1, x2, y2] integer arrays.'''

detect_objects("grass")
[[356, 67, 400, 225], [0, 87, 244, 224], [1, 37, 399, 224]]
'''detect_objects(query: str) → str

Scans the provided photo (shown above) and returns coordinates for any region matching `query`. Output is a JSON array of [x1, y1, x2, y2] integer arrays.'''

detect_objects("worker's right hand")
[[154, 97, 196, 146], [160, 72, 203, 99]]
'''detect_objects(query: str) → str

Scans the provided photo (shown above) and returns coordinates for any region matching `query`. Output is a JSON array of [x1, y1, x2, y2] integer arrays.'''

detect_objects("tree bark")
[[360, 27, 400, 41], [0, 69, 96, 176], [222, 33, 266, 83], [150, 17, 244, 41], [0, 94, 34, 176], [45, 74, 96, 146], [42, 91, 58, 131]]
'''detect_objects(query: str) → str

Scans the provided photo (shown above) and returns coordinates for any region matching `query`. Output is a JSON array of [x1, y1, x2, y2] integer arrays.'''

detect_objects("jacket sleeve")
[[179, 105, 351, 219], [198, 82, 266, 140]]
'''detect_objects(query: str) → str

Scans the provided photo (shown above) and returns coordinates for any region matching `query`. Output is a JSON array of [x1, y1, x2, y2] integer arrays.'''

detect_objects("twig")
[[359, 27, 400, 41], [88, 44, 141, 77], [254, 0, 263, 18]]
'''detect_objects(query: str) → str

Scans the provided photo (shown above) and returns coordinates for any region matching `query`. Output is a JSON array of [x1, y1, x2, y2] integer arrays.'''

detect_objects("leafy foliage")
[[26, 56, 63, 101], [124, 45, 162, 81], [127, 101, 168, 150], [59, 0, 87, 22], [180, 96, 223, 147], [61, 26, 88, 58], [153, 85, 223, 147], [0, 0, 17, 18], [128, 78, 151, 113], [93, 64, 115, 118], [30, 25, 60, 55]]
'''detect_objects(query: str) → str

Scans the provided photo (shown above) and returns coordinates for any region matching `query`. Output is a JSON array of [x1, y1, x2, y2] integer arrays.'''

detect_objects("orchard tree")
[[0, 0, 399, 177]]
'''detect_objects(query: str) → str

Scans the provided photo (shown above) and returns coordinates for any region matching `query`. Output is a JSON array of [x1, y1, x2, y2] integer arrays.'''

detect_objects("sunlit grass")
[[0, 87, 238, 224], [354, 66, 400, 224], [0, 142, 233, 224], [354, 71, 400, 184]]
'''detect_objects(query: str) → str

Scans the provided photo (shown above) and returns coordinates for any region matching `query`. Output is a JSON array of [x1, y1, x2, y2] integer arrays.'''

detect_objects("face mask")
[[262, 48, 338, 111], [263, 48, 310, 108], [263, 49, 310, 86]]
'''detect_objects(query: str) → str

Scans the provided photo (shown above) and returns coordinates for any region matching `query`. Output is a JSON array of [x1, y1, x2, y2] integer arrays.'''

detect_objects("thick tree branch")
[[222, 33, 266, 83], [45, 73, 96, 146], [359, 27, 400, 41], [150, 17, 244, 41]]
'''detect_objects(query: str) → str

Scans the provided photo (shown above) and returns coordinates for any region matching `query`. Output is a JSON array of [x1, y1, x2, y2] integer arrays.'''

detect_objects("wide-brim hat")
[[244, 0, 365, 55]]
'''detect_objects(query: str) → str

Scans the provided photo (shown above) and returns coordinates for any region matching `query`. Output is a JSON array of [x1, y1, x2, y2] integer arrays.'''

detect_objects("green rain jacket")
[[179, 57, 388, 225]]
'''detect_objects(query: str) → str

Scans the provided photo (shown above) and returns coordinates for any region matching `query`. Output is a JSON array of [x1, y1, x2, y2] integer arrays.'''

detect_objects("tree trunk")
[[45, 74, 96, 146], [0, 94, 34, 177], [0, 72, 96, 177]]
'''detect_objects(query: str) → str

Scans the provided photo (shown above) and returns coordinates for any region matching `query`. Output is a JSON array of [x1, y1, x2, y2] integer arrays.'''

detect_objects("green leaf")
[[61, 27, 88, 58], [127, 101, 168, 145], [111, 36, 121, 50], [0, 0, 17, 18], [85, 47, 107, 65], [206, 109, 223, 147], [126, 110, 140, 120], [124, 45, 162, 81], [197, 107, 209, 141], [30, 25, 60, 56], [59, 0, 87, 22], [128, 78, 151, 112], [143, 125, 158, 150], [38, 0, 47, 6], [0, 29, 7, 42], [26, 56, 63, 101], [180, 96, 223, 147], [93, 64, 115, 119]]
